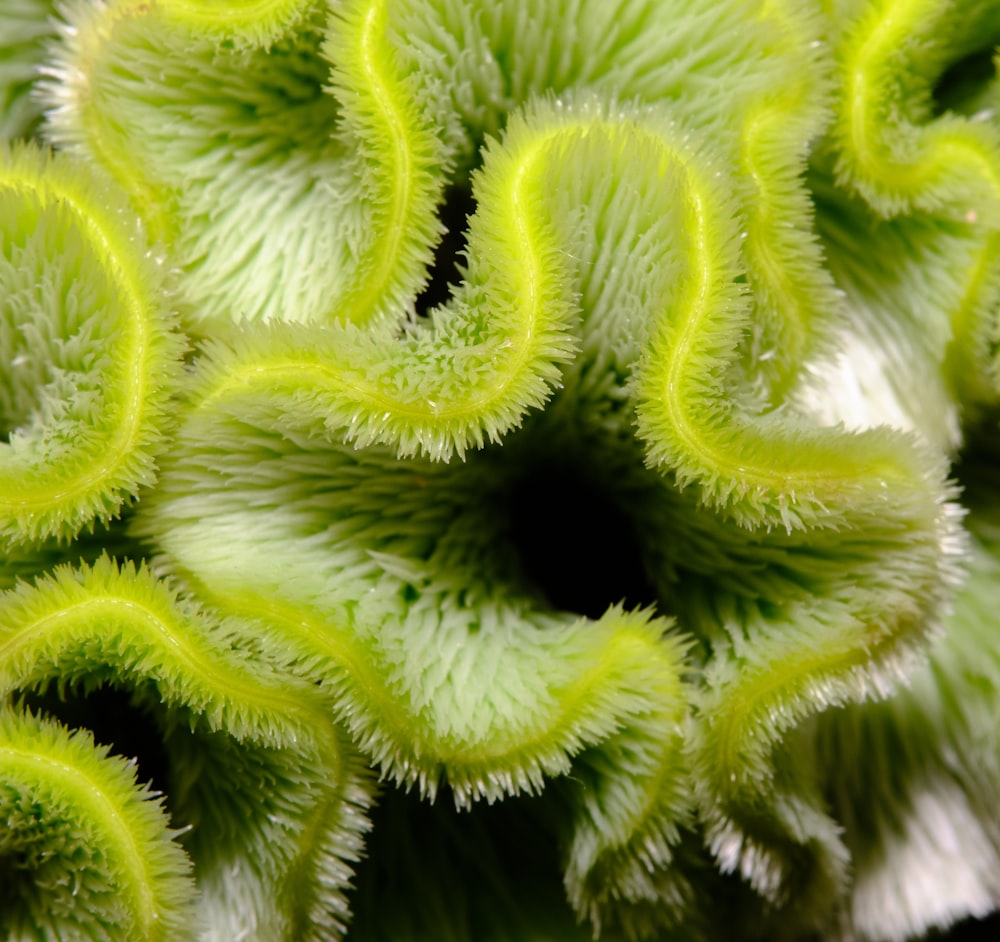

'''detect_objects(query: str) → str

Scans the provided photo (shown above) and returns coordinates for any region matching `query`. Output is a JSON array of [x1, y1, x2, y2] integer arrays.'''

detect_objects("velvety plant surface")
[[2, 1, 1000, 939]]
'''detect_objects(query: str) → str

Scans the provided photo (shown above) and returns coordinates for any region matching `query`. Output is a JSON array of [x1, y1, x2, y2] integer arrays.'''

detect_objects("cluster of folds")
[[4, 0, 1000, 939]]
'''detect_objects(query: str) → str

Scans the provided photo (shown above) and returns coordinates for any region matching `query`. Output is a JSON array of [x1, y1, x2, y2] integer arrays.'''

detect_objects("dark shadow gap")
[[347, 785, 591, 942], [933, 46, 997, 116], [414, 183, 476, 318], [21, 683, 173, 810], [504, 457, 660, 620]]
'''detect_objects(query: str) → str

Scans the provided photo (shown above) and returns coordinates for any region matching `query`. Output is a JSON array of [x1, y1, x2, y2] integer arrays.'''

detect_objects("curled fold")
[[0, 556, 373, 941], [135, 79, 960, 935], [829, 0, 1000, 410], [5, 0, 1000, 938], [0, 143, 183, 548], [43, 0, 447, 332], [133, 407, 695, 935], [40, 0, 799, 334], [806, 444, 1000, 941], [0, 707, 194, 941]]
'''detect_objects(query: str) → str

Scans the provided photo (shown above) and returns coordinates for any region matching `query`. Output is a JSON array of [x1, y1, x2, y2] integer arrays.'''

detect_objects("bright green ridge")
[[833, 0, 1000, 408], [186, 101, 587, 461], [796, 435, 1000, 941], [134, 416, 694, 935], [0, 144, 182, 547], [322, 0, 448, 329], [157, 0, 314, 44], [0, 708, 195, 941], [736, 0, 842, 403], [42, 0, 798, 333], [137, 81, 960, 934], [4, 0, 1000, 939], [0, 556, 374, 941], [44, 0, 445, 332]]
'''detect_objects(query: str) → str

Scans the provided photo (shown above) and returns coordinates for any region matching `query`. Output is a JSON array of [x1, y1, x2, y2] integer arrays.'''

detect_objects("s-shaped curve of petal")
[[42, 0, 446, 332], [0, 708, 195, 941], [136, 80, 961, 933], [6, 0, 991, 937], [0, 143, 183, 548], [184, 93, 585, 462], [0, 556, 374, 941], [830, 0, 1000, 410], [134, 404, 694, 936]]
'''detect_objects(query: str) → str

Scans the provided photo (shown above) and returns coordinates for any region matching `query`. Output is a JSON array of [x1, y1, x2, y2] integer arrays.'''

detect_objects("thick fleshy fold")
[[0, 144, 184, 547], [3, 0, 1000, 939], [0, 556, 374, 941]]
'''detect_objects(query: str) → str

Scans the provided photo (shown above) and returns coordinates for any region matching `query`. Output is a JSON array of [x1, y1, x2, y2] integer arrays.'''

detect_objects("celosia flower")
[[2, 1, 1000, 940]]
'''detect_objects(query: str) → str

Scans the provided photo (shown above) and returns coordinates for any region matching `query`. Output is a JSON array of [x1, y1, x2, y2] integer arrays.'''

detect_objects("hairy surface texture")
[[1, 1, 1000, 940]]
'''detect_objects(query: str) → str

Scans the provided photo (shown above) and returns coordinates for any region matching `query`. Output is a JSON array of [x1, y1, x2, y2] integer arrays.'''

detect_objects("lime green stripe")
[[0, 747, 162, 939], [0, 169, 152, 512]]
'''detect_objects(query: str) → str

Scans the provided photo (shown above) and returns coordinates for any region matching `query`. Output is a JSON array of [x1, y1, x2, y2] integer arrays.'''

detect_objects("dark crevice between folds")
[[413, 182, 476, 318], [950, 408, 1000, 524], [933, 45, 998, 117], [20, 683, 174, 816], [347, 784, 590, 942], [504, 455, 661, 621]]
